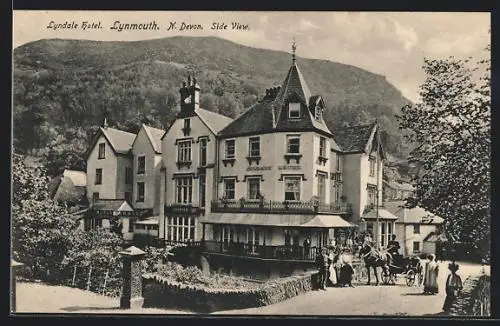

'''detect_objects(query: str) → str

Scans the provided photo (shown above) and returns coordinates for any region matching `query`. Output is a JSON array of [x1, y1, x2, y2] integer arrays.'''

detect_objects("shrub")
[[61, 228, 124, 296]]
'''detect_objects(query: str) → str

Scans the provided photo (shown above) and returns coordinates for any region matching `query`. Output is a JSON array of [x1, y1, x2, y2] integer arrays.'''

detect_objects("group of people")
[[316, 247, 355, 290]]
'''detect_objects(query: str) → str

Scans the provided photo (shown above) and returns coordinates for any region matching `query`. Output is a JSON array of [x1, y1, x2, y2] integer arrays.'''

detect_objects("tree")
[[12, 153, 77, 281], [396, 48, 490, 261]]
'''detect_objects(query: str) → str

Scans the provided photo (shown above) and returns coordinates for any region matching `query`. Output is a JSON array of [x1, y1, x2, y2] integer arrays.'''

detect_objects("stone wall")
[[449, 273, 490, 316], [142, 271, 316, 313]]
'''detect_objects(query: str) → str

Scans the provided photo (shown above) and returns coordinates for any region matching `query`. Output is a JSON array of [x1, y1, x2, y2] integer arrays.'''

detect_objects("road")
[[14, 261, 487, 316], [213, 261, 488, 316]]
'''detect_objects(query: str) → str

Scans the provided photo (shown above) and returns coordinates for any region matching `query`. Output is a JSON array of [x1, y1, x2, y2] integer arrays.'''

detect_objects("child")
[[442, 262, 463, 313]]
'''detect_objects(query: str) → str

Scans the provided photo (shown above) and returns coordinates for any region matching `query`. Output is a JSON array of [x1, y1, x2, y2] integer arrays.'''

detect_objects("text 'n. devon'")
[[110, 21, 160, 32]]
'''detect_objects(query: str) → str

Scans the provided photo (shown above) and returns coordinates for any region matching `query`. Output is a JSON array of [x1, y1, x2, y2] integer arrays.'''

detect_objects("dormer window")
[[288, 103, 301, 119], [315, 106, 322, 121]]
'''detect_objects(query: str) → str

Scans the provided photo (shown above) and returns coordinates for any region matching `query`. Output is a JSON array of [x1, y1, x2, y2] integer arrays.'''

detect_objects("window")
[[176, 177, 193, 204], [225, 139, 235, 159], [413, 224, 420, 234], [369, 157, 376, 177], [247, 178, 261, 200], [387, 222, 393, 245], [92, 192, 99, 203], [137, 156, 145, 174], [199, 174, 206, 208], [166, 216, 196, 242], [286, 135, 300, 154], [319, 137, 326, 157], [199, 138, 207, 166], [333, 182, 342, 203], [247, 227, 260, 253], [288, 102, 300, 119], [124, 191, 132, 204], [136, 182, 145, 202], [381, 222, 386, 247], [249, 137, 260, 157], [413, 241, 420, 253], [223, 178, 236, 200], [367, 186, 377, 207], [95, 168, 102, 185], [284, 176, 301, 201], [98, 143, 105, 159], [128, 218, 135, 233], [315, 106, 322, 121], [222, 226, 236, 250], [178, 141, 192, 163], [85, 217, 101, 231], [317, 173, 326, 203], [184, 118, 190, 130], [336, 155, 342, 172], [125, 167, 132, 185]]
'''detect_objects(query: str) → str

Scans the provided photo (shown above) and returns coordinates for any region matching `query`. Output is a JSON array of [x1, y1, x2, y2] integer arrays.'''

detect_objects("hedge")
[[142, 271, 316, 313], [449, 273, 491, 316]]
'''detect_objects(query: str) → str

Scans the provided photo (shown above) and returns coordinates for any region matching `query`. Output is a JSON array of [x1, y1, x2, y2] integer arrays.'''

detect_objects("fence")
[[64, 263, 123, 297]]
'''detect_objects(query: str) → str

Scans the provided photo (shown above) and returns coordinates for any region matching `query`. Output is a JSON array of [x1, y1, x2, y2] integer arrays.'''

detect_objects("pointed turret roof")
[[272, 63, 312, 124]]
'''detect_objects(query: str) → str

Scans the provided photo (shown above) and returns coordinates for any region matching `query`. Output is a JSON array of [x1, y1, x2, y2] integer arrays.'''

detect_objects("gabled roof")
[[86, 126, 136, 159], [91, 199, 134, 212], [48, 170, 87, 204], [141, 124, 165, 154], [161, 107, 234, 140], [384, 201, 444, 224], [195, 108, 234, 134], [330, 122, 377, 153]]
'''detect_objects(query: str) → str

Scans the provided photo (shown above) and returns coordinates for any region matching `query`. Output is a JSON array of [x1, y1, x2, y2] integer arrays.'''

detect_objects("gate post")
[[11, 259, 23, 313], [119, 246, 146, 309]]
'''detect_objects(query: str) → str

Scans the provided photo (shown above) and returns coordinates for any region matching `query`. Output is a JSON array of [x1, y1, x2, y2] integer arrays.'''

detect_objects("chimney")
[[179, 75, 201, 114]]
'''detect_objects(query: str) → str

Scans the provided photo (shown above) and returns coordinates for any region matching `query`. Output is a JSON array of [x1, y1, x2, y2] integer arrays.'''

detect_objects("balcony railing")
[[211, 199, 351, 215], [202, 240, 320, 262]]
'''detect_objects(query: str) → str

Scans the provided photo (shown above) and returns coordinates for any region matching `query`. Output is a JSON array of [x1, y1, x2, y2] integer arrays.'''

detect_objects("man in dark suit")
[[316, 247, 330, 290]]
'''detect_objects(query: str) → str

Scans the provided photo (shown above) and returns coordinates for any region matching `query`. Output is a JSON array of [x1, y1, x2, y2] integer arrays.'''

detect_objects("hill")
[[13, 36, 413, 163]]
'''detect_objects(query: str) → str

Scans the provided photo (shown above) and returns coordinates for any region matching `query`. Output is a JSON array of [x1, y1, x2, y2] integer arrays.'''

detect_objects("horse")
[[358, 243, 392, 286]]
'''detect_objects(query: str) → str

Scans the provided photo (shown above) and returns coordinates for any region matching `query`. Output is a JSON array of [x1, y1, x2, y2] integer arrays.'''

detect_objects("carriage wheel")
[[406, 270, 416, 286], [381, 269, 391, 285]]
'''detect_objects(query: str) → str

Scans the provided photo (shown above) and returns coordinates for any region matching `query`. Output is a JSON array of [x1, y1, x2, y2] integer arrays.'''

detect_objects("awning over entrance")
[[362, 208, 399, 220], [300, 215, 356, 228], [200, 213, 354, 228]]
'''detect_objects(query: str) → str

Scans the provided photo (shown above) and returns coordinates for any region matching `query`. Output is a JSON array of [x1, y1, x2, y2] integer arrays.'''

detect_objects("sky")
[[13, 11, 490, 102]]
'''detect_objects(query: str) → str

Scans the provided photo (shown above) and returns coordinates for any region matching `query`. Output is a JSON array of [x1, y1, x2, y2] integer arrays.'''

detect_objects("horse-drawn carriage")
[[381, 254, 423, 286], [358, 242, 423, 287]]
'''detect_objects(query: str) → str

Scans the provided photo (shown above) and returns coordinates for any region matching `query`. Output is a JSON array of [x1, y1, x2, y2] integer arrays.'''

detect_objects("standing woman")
[[328, 247, 337, 286], [423, 254, 439, 294], [442, 262, 463, 313]]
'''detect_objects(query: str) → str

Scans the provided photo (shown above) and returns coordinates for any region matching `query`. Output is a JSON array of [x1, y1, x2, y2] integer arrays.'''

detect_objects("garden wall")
[[449, 273, 490, 316], [142, 271, 316, 313]]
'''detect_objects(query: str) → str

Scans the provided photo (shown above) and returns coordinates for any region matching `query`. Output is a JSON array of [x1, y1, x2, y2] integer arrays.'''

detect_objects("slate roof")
[[361, 208, 399, 220], [196, 108, 234, 134], [48, 170, 87, 204], [101, 127, 136, 154], [218, 100, 275, 137], [384, 201, 444, 224], [330, 122, 376, 153], [142, 124, 165, 154], [273, 63, 312, 121]]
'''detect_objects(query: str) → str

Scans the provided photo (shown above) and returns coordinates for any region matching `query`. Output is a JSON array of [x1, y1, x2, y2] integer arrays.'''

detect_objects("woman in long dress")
[[328, 249, 337, 286], [443, 262, 463, 312], [423, 254, 439, 294]]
